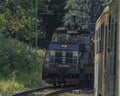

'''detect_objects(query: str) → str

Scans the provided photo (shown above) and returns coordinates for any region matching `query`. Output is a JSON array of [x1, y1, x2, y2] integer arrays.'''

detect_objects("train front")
[[42, 28, 80, 85]]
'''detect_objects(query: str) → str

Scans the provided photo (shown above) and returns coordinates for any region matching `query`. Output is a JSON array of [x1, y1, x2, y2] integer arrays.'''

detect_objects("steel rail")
[[11, 85, 94, 96], [11, 86, 55, 96], [46, 87, 75, 96]]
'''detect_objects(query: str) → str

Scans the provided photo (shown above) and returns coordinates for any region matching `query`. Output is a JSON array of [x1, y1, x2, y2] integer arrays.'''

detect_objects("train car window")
[[96, 30, 99, 53], [95, 24, 103, 54], [101, 23, 104, 52], [110, 17, 115, 50], [97, 27, 100, 53], [95, 30, 98, 54], [99, 27, 101, 53], [104, 24, 108, 70], [105, 24, 108, 52], [108, 14, 111, 52], [115, 21, 118, 38], [109, 14, 111, 30]]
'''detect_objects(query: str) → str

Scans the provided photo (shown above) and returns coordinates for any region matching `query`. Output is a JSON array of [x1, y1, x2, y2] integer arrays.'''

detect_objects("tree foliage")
[[0, 0, 46, 47], [39, 0, 66, 40], [0, 1, 48, 93], [64, 0, 91, 26], [0, 0, 30, 37], [63, 0, 109, 31], [0, 0, 111, 46], [0, 35, 45, 88]]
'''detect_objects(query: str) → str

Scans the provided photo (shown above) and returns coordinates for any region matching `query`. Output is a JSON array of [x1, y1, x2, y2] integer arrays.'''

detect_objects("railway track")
[[11, 86, 55, 96], [11, 85, 94, 96]]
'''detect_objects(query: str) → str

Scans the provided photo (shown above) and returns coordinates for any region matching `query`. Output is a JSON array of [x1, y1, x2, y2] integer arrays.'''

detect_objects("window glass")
[[108, 14, 111, 50], [52, 32, 90, 43], [101, 23, 104, 52], [95, 30, 98, 54], [50, 50, 55, 56]]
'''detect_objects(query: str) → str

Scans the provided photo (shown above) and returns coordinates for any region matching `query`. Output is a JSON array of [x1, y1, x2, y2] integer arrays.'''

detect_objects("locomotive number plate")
[[58, 64, 70, 67]]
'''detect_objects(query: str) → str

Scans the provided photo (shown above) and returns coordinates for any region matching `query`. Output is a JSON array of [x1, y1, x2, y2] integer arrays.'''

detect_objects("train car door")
[[105, 15, 113, 96], [112, 19, 117, 96], [106, 16, 117, 96], [103, 24, 108, 96]]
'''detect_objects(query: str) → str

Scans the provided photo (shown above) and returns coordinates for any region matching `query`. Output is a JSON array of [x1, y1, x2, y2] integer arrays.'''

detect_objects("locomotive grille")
[[55, 52, 62, 64], [53, 51, 76, 64], [66, 52, 73, 64], [48, 51, 78, 65]]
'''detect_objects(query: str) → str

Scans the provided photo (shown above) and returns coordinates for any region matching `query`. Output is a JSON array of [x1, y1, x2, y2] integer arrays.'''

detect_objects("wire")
[[35, 0, 38, 63], [35, 0, 38, 52], [29, 0, 33, 53]]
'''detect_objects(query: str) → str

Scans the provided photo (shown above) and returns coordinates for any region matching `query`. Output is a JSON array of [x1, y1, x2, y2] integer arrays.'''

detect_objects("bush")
[[0, 78, 25, 96], [0, 35, 46, 95]]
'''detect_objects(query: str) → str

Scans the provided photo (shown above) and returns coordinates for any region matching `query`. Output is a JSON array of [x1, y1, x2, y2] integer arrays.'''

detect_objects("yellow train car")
[[94, 0, 120, 96]]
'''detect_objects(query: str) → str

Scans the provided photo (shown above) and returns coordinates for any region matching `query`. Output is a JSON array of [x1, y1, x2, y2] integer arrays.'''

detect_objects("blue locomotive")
[[42, 27, 94, 86]]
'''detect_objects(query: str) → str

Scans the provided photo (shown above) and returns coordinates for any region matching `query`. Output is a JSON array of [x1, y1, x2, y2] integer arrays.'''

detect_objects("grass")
[[0, 36, 47, 96], [0, 79, 26, 96]]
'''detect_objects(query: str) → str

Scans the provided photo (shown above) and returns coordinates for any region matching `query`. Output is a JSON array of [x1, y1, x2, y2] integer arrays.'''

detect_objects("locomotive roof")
[[55, 27, 67, 33], [55, 27, 90, 35]]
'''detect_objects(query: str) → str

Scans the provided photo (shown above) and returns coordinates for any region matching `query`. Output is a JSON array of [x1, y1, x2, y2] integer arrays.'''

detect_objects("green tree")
[[63, 0, 107, 31], [39, 0, 66, 41], [64, 0, 91, 26], [0, 0, 46, 46]]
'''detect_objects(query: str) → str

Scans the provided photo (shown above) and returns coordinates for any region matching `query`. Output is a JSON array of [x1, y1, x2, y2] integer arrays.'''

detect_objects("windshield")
[[52, 32, 91, 44]]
